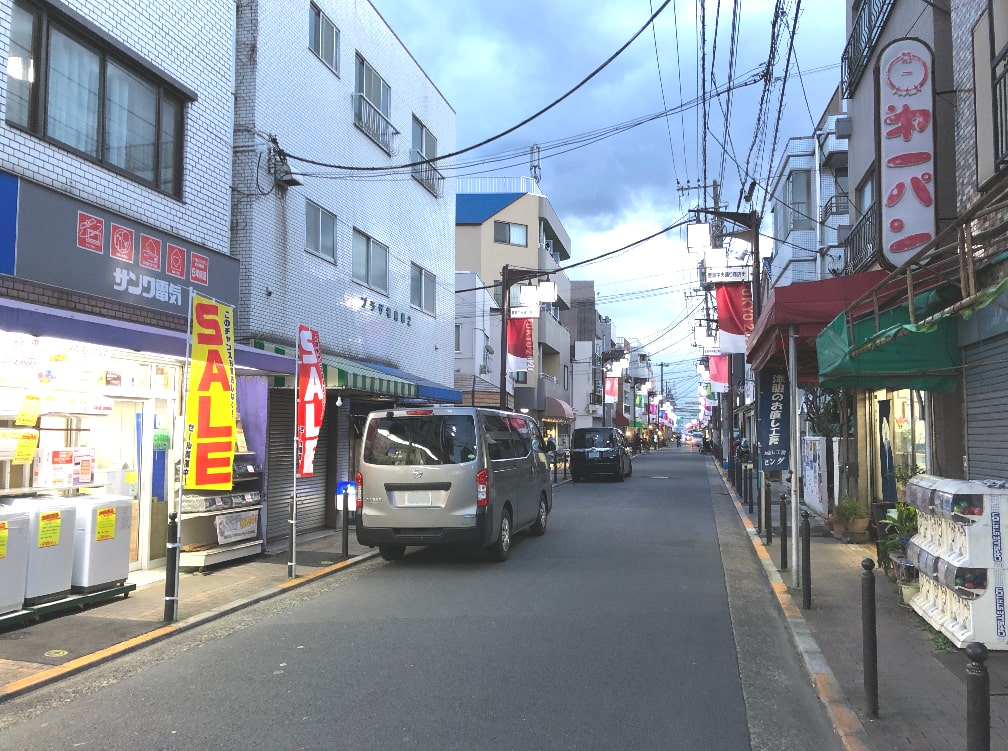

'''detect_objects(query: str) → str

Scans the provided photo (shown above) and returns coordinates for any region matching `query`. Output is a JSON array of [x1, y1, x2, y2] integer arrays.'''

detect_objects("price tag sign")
[[37, 511, 62, 548], [15, 393, 41, 427], [13, 431, 39, 466], [95, 506, 116, 541], [0, 520, 8, 559]]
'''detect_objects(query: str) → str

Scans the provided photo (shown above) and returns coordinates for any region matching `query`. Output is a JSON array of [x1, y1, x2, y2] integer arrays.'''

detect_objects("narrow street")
[[1, 448, 841, 751]]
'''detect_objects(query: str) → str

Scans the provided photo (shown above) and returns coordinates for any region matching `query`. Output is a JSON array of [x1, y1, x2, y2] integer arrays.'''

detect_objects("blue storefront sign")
[[758, 369, 790, 471]]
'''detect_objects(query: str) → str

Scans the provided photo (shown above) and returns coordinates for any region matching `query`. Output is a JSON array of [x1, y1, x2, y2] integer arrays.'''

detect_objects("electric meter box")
[[72, 494, 133, 592], [0, 509, 30, 615]]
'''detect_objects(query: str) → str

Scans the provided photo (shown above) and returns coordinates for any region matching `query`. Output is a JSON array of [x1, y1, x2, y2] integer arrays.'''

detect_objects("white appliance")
[[0, 509, 30, 615], [1, 497, 77, 605], [72, 494, 133, 592]]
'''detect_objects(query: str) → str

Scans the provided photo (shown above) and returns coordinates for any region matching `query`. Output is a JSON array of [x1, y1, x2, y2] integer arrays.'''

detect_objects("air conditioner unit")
[[588, 405, 603, 417]]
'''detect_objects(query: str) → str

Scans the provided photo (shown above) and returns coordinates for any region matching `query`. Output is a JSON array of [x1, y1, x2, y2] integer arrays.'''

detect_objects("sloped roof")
[[456, 193, 524, 224]]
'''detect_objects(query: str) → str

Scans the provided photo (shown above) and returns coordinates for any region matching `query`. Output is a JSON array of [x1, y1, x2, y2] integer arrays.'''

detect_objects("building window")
[[411, 116, 444, 196], [454, 324, 462, 353], [514, 371, 528, 384], [564, 364, 569, 390], [786, 170, 813, 231], [305, 200, 336, 261], [494, 221, 528, 246], [354, 54, 395, 153], [411, 263, 436, 316], [309, 4, 339, 73], [353, 229, 388, 293], [6, 0, 186, 197]]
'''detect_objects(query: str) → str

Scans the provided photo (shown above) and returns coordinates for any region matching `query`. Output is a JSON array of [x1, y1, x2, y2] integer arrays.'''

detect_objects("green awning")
[[251, 340, 418, 398], [816, 286, 962, 391]]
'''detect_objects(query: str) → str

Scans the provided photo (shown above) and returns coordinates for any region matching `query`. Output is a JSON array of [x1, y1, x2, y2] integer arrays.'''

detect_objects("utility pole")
[[499, 264, 511, 410]]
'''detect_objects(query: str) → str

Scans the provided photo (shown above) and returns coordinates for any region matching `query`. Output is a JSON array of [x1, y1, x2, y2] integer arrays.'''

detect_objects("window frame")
[[6, 0, 189, 198], [410, 262, 436, 316], [309, 3, 339, 74], [493, 220, 528, 246], [305, 199, 337, 261], [352, 228, 389, 293]]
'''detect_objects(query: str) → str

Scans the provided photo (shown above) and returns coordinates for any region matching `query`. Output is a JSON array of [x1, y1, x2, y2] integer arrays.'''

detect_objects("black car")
[[570, 427, 632, 482]]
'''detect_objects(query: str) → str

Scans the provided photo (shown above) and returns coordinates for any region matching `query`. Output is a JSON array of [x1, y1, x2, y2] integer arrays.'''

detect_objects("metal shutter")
[[964, 334, 1008, 481], [265, 388, 330, 541]]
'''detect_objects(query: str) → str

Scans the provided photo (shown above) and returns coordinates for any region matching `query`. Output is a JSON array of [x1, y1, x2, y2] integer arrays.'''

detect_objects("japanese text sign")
[[758, 369, 790, 471], [296, 325, 326, 477]]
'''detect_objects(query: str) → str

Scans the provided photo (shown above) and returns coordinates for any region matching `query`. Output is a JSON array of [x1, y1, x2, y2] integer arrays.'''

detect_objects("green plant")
[[893, 462, 924, 486], [877, 503, 919, 573], [834, 496, 868, 525]]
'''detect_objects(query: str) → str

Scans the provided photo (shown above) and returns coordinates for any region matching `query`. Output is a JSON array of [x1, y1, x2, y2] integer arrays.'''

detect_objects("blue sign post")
[[758, 369, 790, 472]]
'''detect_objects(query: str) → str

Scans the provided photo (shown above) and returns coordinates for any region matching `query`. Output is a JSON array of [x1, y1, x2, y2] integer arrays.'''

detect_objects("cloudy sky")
[[379, 0, 847, 408]]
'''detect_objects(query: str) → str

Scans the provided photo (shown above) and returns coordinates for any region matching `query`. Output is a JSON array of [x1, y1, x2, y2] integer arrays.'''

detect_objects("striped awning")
[[251, 340, 417, 398]]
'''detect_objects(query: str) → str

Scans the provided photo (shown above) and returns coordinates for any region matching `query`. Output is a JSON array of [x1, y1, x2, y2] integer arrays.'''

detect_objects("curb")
[[0, 550, 380, 704], [720, 470, 875, 751]]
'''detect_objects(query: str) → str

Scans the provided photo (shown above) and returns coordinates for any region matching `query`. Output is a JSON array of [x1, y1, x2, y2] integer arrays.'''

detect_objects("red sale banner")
[[296, 325, 326, 477]]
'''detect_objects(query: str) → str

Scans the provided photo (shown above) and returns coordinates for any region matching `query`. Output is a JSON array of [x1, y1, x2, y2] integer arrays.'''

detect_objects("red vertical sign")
[[296, 325, 326, 477]]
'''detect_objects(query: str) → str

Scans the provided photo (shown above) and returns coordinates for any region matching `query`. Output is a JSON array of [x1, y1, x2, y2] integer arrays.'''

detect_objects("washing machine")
[[0, 508, 30, 615], [1, 496, 77, 605], [72, 494, 133, 592]]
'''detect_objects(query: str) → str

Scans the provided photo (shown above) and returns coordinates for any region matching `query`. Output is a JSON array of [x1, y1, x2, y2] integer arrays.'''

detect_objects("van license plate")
[[588, 450, 599, 459], [400, 491, 433, 507]]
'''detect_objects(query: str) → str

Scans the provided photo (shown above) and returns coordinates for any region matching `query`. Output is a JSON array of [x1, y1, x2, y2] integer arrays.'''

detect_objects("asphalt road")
[[0, 448, 842, 750]]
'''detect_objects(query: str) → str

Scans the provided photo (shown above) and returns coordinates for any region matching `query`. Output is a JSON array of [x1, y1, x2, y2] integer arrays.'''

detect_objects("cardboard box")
[[73, 448, 95, 485], [33, 448, 75, 488]]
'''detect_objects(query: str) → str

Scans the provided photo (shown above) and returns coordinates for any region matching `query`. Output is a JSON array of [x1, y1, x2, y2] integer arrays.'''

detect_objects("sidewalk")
[[0, 530, 377, 702], [719, 463, 1008, 751]]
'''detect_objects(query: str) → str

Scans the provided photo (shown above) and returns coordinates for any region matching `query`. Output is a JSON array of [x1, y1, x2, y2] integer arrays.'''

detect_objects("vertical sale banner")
[[183, 294, 236, 490], [296, 325, 326, 477]]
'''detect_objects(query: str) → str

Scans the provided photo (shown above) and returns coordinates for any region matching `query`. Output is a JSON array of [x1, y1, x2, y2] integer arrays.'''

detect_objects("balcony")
[[354, 93, 399, 154], [410, 153, 445, 197], [842, 202, 879, 275], [821, 194, 850, 223], [841, 0, 896, 98]]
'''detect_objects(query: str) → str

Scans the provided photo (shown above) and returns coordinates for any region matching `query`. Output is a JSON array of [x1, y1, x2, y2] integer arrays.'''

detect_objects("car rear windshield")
[[572, 430, 614, 449], [363, 414, 477, 466]]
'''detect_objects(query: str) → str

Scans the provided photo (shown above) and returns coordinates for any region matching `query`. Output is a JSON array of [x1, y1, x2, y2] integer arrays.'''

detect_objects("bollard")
[[966, 642, 990, 751], [742, 465, 749, 508], [564, 452, 568, 479], [756, 475, 763, 536], [780, 492, 788, 571], [862, 558, 878, 718], [747, 466, 754, 515], [764, 483, 773, 545], [163, 512, 179, 622], [341, 486, 349, 559], [802, 512, 812, 610], [288, 493, 296, 580], [553, 456, 558, 484]]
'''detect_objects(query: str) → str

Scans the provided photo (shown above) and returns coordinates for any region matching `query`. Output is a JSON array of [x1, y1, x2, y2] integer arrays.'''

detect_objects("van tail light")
[[355, 471, 363, 511], [476, 468, 489, 507]]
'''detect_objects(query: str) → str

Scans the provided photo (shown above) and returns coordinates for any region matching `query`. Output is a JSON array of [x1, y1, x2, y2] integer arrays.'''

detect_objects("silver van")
[[355, 406, 552, 561]]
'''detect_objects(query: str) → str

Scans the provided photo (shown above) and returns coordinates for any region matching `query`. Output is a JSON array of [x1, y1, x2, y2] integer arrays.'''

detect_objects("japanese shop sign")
[[10, 179, 238, 314], [296, 325, 326, 477], [182, 295, 236, 490], [878, 38, 937, 269], [758, 369, 790, 471]]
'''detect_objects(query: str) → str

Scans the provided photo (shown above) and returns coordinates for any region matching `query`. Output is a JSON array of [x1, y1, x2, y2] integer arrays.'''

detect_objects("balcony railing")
[[995, 46, 1008, 173], [841, 0, 896, 98], [842, 202, 879, 275], [354, 93, 399, 154], [821, 194, 850, 223], [410, 152, 445, 197]]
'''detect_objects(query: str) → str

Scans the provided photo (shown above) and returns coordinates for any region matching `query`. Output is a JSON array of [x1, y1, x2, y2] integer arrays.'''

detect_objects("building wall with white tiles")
[[233, 0, 457, 389], [0, 0, 234, 254]]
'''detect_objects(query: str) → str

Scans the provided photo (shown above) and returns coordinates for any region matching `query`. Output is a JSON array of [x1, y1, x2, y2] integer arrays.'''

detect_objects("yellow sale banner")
[[183, 294, 236, 490]]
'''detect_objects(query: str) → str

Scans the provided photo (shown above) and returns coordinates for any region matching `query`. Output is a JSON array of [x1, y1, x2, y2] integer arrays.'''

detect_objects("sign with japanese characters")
[[758, 369, 790, 471], [11, 179, 239, 314], [296, 325, 326, 477], [182, 295, 236, 490], [878, 38, 937, 269]]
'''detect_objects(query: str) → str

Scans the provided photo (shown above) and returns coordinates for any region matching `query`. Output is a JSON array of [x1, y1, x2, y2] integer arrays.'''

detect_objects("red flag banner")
[[604, 376, 620, 403], [716, 283, 754, 353], [506, 317, 534, 373], [296, 325, 325, 477], [709, 354, 730, 393]]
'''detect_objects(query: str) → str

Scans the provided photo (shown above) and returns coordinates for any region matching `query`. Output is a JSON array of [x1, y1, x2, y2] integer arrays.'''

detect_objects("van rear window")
[[572, 430, 614, 449], [363, 414, 477, 465]]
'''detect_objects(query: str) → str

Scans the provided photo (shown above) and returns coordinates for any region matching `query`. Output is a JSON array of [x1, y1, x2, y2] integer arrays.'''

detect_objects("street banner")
[[506, 317, 534, 373], [604, 376, 620, 403], [758, 369, 790, 471], [709, 354, 730, 393], [716, 283, 754, 353], [183, 294, 236, 490], [296, 325, 326, 477]]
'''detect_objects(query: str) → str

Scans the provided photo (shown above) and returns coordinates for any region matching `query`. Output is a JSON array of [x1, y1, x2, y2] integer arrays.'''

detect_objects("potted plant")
[[877, 502, 919, 576], [893, 462, 924, 502], [834, 496, 870, 542]]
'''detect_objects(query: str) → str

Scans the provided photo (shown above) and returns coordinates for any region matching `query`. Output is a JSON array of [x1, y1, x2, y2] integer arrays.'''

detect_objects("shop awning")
[[746, 270, 888, 382], [816, 285, 966, 392], [0, 297, 293, 375], [252, 341, 417, 396], [613, 411, 629, 427], [359, 361, 461, 403], [543, 396, 574, 420]]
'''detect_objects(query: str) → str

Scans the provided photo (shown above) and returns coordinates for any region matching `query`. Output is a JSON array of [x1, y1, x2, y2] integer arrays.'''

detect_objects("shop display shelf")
[[182, 504, 262, 519], [179, 539, 263, 570], [0, 582, 136, 630]]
